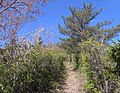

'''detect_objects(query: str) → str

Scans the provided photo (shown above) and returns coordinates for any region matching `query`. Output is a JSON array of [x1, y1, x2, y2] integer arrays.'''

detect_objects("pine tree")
[[58, 3, 120, 69], [59, 3, 120, 52]]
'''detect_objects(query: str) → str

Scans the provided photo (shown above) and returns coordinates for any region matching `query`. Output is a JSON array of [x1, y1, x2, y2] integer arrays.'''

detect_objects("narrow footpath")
[[63, 62, 84, 93], [57, 62, 83, 93]]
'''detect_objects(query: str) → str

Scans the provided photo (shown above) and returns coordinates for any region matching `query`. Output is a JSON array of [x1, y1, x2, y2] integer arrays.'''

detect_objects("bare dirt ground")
[[63, 62, 84, 93], [53, 62, 84, 93]]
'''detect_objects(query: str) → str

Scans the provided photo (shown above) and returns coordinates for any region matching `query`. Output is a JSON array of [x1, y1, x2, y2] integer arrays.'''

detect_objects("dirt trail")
[[54, 62, 84, 93], [63, 62, 84, 93]]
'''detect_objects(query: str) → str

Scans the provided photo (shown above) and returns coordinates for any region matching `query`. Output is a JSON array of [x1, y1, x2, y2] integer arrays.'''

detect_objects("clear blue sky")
[[19, 0, 120, 44]]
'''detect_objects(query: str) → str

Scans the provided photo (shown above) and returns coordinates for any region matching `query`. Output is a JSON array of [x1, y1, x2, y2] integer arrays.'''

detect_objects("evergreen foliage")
[[109, 40, 120, 76], [58, 3, 120, 53]]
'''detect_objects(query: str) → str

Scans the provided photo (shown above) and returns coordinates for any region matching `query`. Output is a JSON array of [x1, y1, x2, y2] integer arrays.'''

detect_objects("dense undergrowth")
[[0, 45, 67, 93], [69, 39, 120, 93], [79, 40, 115, 93]]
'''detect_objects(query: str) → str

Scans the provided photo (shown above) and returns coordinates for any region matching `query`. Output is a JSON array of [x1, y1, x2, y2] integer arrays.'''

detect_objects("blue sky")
[[19, 0, 120, 44]]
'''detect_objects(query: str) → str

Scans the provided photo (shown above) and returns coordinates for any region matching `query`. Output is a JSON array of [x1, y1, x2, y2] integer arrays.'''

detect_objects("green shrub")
[[0, 47, 66, 93]]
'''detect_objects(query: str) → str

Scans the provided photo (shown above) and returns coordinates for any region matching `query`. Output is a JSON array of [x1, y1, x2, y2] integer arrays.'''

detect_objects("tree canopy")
[[58, 3, 120, 54]]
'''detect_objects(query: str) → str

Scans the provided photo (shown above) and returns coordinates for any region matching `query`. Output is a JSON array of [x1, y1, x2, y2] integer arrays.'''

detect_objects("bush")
[[79, 39, 117, 93], [0, 47, 66, 93]]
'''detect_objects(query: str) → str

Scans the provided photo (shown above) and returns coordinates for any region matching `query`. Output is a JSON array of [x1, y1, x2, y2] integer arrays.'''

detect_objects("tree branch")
[[0, 0, 17, 13]]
